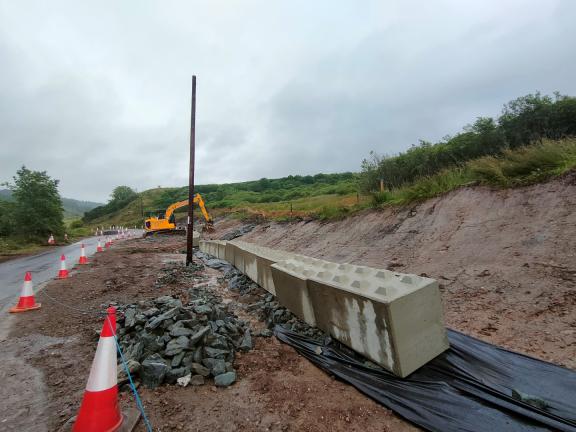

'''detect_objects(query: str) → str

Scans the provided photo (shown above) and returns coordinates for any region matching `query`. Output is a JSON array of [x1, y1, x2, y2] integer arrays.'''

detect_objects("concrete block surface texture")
[[230, 241, 296, 295], [271, 255, 449, 377]]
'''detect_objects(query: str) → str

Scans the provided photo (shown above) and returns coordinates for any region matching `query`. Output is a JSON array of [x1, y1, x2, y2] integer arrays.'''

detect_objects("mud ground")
[[1, 174, 574, 431], [0, 236, 415, 432]]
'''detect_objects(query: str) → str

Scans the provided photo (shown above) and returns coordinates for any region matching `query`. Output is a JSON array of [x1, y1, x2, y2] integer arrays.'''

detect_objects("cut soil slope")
[[216, 172, 576, 369]]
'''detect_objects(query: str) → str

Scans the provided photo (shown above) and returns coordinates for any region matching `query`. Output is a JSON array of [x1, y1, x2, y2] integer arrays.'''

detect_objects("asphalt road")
[[0, 231, 142, 312]]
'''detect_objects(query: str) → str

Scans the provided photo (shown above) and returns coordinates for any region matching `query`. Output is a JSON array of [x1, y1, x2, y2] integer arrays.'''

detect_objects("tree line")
[[0, 166, 64, 239], [360, 92, 576, 192], [82, 186, 138, 222]]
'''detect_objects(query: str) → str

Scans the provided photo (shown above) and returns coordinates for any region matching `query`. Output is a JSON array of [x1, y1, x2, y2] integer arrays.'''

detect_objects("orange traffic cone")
[[105, 237, 111, 248], [97, 239, 103, 253], [79, 244, 88, 265], [10, 272, 41, 313], [73, 307, 123, 432], [58, 255, 69, 279], [48, 234, 55, 245]]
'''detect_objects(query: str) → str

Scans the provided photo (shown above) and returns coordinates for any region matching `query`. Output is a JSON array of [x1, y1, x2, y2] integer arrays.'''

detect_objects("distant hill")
[[0, 189, 102, 218], [81, 172, 360, 227]]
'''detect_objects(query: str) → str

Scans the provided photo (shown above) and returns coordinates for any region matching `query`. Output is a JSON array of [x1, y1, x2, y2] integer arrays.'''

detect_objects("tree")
[[8, 166, 64, 238], [110, 186, 137, 203]]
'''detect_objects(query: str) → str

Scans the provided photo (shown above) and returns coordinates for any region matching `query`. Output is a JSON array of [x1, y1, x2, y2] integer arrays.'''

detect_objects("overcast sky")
[[1, 1, 575, 202]]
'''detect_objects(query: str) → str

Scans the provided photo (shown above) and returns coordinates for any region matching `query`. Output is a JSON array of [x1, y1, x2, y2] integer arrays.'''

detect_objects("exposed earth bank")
[[216, 173, 576, 369]]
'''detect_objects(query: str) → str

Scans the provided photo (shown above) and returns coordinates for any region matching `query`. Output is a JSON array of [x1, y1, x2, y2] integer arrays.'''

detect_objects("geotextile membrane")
[[274, 326, 576, 432]]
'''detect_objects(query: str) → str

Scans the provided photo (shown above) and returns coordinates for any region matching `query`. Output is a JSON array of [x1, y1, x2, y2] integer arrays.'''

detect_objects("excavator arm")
[[193, 193, 213, 224], [164, 199, 190, 223]]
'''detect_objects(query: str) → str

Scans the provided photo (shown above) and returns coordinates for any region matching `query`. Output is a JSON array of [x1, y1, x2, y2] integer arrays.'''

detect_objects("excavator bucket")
[[202, 221, 215, 233]]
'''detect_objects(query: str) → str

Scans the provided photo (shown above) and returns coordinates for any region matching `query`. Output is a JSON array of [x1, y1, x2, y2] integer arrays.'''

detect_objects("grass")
[[370, 138, 576, 208], [468, 139, 576, 186], [0, 236, 46, 257], [0, 221, 96, 257]]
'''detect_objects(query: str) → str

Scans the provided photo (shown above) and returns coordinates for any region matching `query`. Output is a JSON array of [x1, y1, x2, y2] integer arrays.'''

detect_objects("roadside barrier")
[[78, 244, 88, 265], [9, 272, 41, 313], [58, 255, 69, 279]]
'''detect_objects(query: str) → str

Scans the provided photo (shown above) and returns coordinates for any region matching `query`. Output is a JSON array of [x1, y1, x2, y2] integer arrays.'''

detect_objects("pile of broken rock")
[[115, 288, 253, 390]]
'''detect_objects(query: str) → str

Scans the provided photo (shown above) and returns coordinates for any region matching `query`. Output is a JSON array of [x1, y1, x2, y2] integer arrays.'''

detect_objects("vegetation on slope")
[[360, 92, 576, 192], [370, 138, 576, 207], [152, 173, 358, 209]]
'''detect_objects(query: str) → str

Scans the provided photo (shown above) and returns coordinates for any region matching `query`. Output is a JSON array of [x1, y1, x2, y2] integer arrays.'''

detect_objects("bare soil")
[[1, 174, 574, 431], [0, 236, 415, 432]]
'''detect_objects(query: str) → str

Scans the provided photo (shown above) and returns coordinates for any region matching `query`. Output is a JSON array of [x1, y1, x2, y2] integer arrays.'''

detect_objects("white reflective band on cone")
[[85, 336, 117, 392], [60, 260, 66, 270], [21, 281, 34, 297]]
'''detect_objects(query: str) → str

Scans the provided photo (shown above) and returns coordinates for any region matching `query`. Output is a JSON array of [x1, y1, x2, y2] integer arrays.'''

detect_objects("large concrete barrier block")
[[216, 241, 227, 260], [230, 241, 296, 295], [199, 240, 228, 260], [271, 255, 449, 377], [199, 240, 209, 254], [270, 262, 316, 326]]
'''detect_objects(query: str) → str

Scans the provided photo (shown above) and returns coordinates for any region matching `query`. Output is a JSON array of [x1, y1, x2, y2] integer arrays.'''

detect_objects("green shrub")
[[361, 93, 576, 192], [69, 219, 84, 229]]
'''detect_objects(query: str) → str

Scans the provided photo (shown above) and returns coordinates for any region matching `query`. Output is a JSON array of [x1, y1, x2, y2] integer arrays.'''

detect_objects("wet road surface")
[[0, 231, 142, 312]]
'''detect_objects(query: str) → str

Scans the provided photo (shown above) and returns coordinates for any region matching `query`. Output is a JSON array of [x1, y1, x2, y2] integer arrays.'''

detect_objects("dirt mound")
[[226, 177, 576, 369]]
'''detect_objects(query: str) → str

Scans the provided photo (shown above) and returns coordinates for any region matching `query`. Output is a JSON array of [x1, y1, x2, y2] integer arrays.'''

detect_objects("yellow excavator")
[[144, 193, 214, 235]]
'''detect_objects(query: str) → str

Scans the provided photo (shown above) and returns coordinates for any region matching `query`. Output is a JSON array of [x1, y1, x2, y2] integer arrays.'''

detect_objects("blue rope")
[[106, 317, 153, 432]]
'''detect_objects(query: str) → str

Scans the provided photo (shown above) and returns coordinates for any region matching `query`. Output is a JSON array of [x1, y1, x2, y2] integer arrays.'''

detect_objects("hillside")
[[0, 189, 101, 218], [84, 172, 360, 227]]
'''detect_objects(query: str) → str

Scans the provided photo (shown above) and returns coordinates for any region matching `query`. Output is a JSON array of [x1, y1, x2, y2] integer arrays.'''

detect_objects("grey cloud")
[[0, 0, 575, 201]]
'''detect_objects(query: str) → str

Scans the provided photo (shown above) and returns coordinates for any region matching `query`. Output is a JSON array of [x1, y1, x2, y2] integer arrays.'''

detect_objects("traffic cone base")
[[74, 387, 123, 432], [10, 299, 42, 313], [10, 272, 41, 313]]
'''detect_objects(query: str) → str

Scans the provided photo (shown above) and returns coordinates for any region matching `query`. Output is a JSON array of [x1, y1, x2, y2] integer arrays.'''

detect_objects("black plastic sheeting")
[[274, 327, 576, 432]]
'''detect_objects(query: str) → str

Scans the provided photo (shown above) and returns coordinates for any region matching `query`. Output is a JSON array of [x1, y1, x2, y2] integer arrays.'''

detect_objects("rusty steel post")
[[186, 75, 197, 266]]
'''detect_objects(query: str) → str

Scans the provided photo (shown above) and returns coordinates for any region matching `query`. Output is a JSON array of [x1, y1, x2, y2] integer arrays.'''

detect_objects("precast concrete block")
[[199, 240, 215, 256], [270, 263, 316, 326], [271, 255, 449, 377], [199, 240, 209, 255], [224, 242, 236, 264], [216, 241, 227, 260], [200, 240, 227, 259], [231, 241, 297, 295]]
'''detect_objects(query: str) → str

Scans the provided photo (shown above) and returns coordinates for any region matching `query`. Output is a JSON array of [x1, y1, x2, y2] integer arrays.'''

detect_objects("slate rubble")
[[116, 262, 252, 389]]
